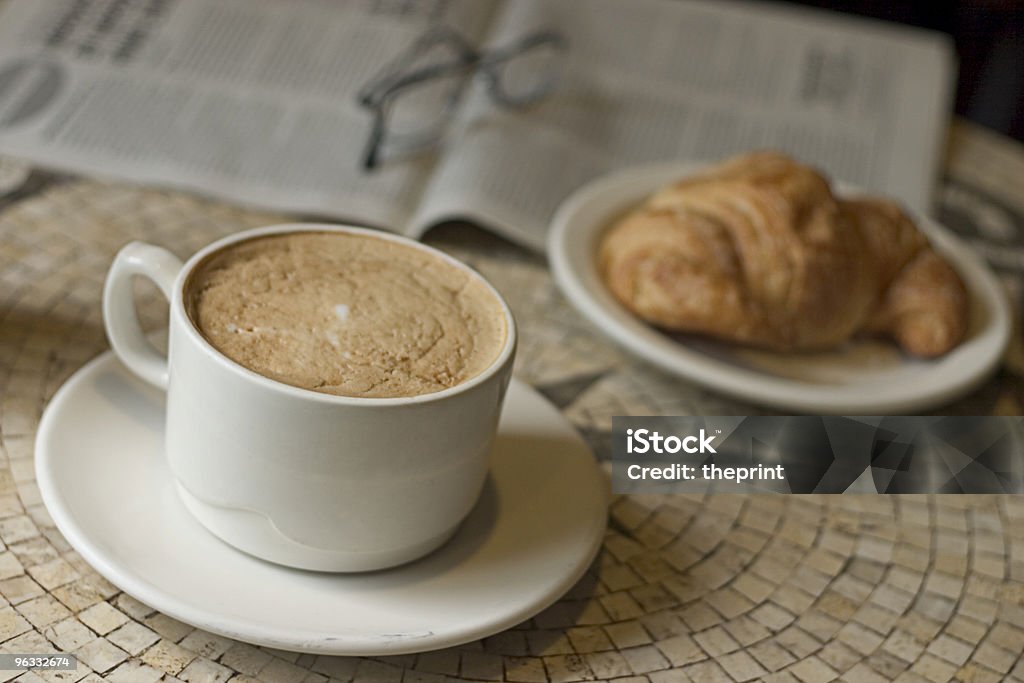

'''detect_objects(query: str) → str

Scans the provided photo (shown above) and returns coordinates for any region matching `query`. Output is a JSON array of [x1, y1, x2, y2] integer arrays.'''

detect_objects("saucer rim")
[[35, 351, 608, 655]]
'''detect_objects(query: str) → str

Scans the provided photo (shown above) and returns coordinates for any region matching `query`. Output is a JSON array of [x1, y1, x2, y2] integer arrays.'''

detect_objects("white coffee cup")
[[103, 224, 517, 572]]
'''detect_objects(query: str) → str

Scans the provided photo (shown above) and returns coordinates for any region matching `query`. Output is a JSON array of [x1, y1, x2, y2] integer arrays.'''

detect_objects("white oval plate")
[[36, 351, 608, 655], [549, 162, 1011, 413]]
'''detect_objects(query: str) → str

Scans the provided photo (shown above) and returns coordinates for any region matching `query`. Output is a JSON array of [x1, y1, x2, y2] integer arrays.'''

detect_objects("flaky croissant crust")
[[599, 152, 968, 357]]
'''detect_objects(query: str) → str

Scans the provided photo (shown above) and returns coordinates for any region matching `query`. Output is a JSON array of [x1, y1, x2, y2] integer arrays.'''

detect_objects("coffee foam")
[[186, 231, 508, 398]]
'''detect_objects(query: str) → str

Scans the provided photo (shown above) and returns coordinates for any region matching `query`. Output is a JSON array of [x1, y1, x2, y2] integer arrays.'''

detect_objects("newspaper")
[[0, 0, 954, 251]]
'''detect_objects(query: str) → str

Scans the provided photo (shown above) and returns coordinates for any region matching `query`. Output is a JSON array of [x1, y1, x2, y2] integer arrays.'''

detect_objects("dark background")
[[782, 0, 1024, 141]]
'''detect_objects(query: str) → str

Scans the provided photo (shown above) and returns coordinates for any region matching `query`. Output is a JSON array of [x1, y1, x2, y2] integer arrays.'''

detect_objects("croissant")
[[599, 152, 968, 357]]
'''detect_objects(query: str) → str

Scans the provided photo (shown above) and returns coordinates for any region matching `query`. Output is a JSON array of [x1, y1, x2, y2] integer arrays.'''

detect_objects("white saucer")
[[35, 351, 608, 655], [549, 162, 1011, 413]]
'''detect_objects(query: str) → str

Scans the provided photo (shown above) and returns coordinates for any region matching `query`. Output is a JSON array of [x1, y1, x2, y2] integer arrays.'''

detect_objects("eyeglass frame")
[[357, 27, 568, 170]]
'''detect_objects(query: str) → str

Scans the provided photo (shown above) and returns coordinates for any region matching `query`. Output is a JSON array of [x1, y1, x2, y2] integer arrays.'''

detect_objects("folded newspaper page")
[[0, 0, 954, 251]]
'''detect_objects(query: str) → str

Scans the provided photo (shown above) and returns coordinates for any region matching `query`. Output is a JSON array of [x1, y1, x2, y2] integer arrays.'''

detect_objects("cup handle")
[[102, 242, 184, 391]]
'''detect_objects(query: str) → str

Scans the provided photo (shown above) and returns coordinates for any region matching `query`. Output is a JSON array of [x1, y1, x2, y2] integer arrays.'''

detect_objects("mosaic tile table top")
[[2, 120, 1024, 682]]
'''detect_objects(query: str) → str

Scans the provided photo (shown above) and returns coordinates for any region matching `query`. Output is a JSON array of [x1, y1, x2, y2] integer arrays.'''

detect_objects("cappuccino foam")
[[186, 232, 507, 398]]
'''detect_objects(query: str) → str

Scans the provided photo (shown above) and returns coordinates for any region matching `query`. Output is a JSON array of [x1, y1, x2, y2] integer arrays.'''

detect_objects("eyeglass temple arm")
[[361, 112, 386, 171]]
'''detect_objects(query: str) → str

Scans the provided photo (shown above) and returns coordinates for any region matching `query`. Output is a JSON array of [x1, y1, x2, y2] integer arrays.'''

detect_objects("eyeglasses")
[[357, 27, 567, 170]]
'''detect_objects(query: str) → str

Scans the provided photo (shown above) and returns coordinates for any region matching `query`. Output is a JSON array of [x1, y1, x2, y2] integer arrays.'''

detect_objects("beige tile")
[[49, 580, 109, 613], [693, 626, 740, 657], [309, 655, 358, 681], [732, 573, 775, 604], [986, 622, 1024, 652], [926, 634, 974, 667], [503, 656, 547, 683], [597, 593, 643, 622], [411, 650, 459, 677], [751, 604, 796, 633], [460, 652, 503, 681], [542, 654, 595, 683], [865, 651, 911, 679], [837, 623, 884, 656], [177, 657, 233, 683], [718, 650, 768, 682], [108, 594, 153, 622], [815, 593, 858, 622], [909, 653, 958, 682], [853, 604, 898, 635], [0, 605, 32, 641], [653, 634, 705, 668], [15, 594, 71, 629], [76, 603, 127, 636], [680, 659, 734, 683], [647, 669, 693, 683], [177, 630, 232, 660], [24, 559, 77, 593], [140, 639, 195, 675], [106, 661, 163, 683], [638, 612, 687, 641], [789, 656, 839, 683], [705, 588, 754, 620], [0, 628, 50, 656], [526, 630, 573, 656], [883, 629, 926, 664], [973, 642, 1017, 675], [42, 616, 97, 652], [869, 585, 915, 615], [796, 610, 842, 642], [0, 552, 24, 580], [618, 645, 670, 674], [723, 615, 771, 646], [73, 638, 127, 675], [582, 651, 631, 680], [901, 614, 945, 643], [598, 564, 644, 592], [602, 622, 650, 649], [106, 621, 160, 656], [749, 640, 797, 672], [925, 572, 965, 601], [679, 603, 724, 632], [776, 626, 822, 660], [629, 584, 678, 614], [838, 662, 889, 683], [763, 672, 803, 683], [566, 627, 613, 653], [0, 576, 43, 604], [816, 641, 861, 674], [955, 662, 1005, 683], [483, 631, 528, 656], [256, 657, 310, 683], [0, 517, 39, 545], [141, 613, 192, 643]]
